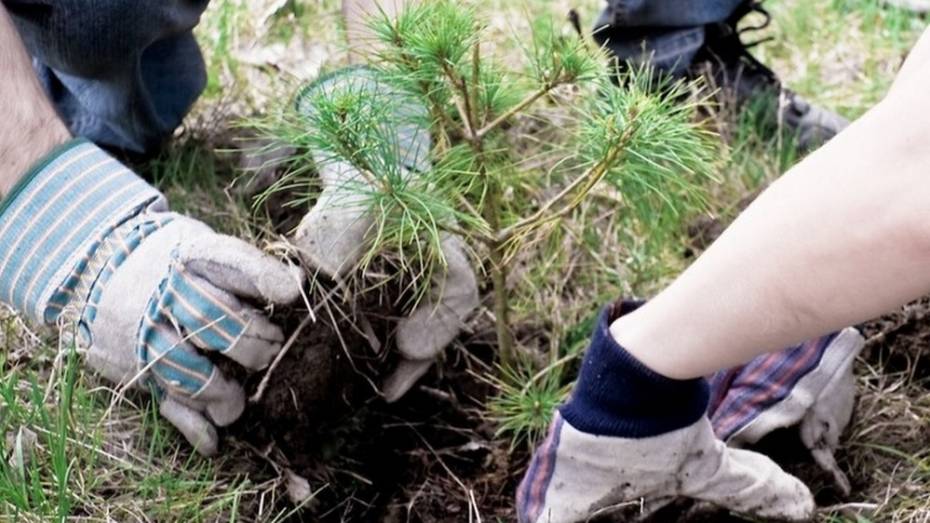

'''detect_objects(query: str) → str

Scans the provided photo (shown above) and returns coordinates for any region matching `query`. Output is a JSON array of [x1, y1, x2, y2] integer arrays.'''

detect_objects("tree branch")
[[497, 123, 636, 242], [441, 62, 477, 141], [470, 40, 481, 128], [475, 83, 556, 140]]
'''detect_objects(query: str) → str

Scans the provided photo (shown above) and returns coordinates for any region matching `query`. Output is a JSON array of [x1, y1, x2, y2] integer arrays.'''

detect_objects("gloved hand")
[[517, 301, 814, 523], [709, 327, 865, 494], [292, 69, 479, 402], [0, 139, 301, 455]]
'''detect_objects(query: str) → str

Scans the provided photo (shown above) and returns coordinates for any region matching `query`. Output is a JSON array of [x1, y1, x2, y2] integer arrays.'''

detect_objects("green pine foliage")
[[252, 0, 720, 446]]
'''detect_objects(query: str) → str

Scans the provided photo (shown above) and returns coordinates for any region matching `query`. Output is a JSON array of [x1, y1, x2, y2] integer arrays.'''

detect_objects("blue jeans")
[[6, 0, 210, 154], [5, 0, 737, 154], [594, 0, 746, 76]]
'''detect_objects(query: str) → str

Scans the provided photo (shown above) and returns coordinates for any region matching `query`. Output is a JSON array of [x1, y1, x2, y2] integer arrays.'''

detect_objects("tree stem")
[[475, 146, 514, 363], [441, 50, 520, 364], [475, 86, 551, 140], [489, 238, 514, 365], [469, 128, 515, 363], [470, 40, 481, 128], [442, 62, 477, 141]]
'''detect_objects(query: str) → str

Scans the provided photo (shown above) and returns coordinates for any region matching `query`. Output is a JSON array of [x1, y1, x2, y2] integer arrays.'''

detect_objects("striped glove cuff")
[[0, 139, 164, 323]]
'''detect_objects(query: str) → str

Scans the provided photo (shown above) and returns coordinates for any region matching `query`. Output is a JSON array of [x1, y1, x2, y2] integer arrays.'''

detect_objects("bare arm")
[[612, 27, 930, 379], [0, 5, 70, 196]]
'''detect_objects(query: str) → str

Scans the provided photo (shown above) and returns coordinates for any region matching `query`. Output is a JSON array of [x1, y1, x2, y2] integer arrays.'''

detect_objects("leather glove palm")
[[709, 327, 865, 494]]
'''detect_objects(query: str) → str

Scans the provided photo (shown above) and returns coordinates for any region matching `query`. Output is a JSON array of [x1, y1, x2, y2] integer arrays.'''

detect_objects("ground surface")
[[1, 0, 929, 522]]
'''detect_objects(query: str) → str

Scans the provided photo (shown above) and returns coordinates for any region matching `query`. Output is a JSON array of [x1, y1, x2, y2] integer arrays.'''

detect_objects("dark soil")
[[220, 273, 521, 522], [201, 139, 930, 523], [213, 243, 930, 523]]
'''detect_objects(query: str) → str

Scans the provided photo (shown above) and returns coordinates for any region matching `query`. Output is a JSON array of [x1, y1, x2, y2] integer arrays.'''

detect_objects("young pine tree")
[[252, 1, 717, 384]]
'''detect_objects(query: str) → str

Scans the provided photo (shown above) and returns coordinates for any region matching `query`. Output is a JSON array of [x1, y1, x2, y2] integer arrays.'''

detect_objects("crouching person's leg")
[[5, 0, 209, 154], [592, 0, 744, 77]]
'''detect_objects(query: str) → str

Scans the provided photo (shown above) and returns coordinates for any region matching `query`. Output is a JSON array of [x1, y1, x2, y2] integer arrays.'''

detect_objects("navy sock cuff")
[[560, 300, 710, 438]]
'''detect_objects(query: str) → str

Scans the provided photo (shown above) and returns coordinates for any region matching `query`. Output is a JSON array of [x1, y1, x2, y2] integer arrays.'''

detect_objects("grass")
[[1, 0, 929, 521], [0, 308, 258, 521]]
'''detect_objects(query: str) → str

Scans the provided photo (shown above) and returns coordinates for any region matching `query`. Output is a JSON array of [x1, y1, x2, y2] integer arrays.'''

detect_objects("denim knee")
[[597, 0, 746, 28], [5, 0, 210, 153], [592, 0, 748, 77], [7, 0, 207, 77]]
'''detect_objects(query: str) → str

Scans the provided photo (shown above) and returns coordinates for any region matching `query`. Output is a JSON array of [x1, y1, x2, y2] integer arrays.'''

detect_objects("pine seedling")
[[252, 0, 719, 369], [485, 361, 572, 449]]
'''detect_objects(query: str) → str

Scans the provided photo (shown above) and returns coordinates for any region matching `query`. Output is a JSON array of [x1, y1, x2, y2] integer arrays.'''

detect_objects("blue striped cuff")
[[0, 139, 163, 322]]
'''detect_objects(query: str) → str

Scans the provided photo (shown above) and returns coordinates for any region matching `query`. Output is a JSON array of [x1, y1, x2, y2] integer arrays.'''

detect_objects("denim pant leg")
[[593, 0, 746, 77], [5, 0, 211, 154]]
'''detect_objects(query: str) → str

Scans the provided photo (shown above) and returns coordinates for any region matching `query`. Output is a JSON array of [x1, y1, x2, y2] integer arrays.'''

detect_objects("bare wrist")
[[0, 114, 71, 196]]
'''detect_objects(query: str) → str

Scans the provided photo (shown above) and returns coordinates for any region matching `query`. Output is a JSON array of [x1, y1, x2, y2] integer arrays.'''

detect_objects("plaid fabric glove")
[[0, 139, 301, 455], [517, 301, 814, 523], [293, 68, 479, 402], [709, 327, 865, 494]]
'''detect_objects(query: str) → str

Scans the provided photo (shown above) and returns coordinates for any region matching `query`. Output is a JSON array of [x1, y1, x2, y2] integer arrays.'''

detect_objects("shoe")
[[694, 1, 849, 152]]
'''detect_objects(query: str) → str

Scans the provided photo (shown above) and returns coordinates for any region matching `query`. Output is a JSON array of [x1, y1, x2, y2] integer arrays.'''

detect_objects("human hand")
[[292, 69, 479, 401], [516, 301, 814, 523], [518, 415, 814, 522], [709, 327, 865, 495], [0, 140, 302, 455]]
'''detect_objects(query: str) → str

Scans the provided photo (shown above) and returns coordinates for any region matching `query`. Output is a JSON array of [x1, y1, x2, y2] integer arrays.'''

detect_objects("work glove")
[[0, 139, 301, 456], [292, 69, 479, 402], [517, 300, 814, 523], [709, 327, 865, 494]]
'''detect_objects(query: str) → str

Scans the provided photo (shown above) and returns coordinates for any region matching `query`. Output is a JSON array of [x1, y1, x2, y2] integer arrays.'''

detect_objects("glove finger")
[[811, 446, 852, 496], [681, 435, 815, 521], [176, 235, 303, 305], [164, 269, 285, 370], [141, 321, 245, 426], [85, 342, 138, 387], [382, 358, 433, 403], [216, 307, 285, 371], [159, 396, 219, 456], [193, 366, 246, 427], [396, 235, 479, 360]]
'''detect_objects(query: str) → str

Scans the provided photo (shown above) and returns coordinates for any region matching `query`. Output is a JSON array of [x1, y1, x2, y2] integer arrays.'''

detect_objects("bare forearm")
[[612, 93, 930, 379], [0, 5, 70, 197]]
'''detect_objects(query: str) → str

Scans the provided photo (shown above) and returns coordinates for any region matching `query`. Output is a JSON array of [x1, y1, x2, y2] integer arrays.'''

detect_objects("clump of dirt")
[[218, 268, 521, 521], [858, 296, 930, 385]]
